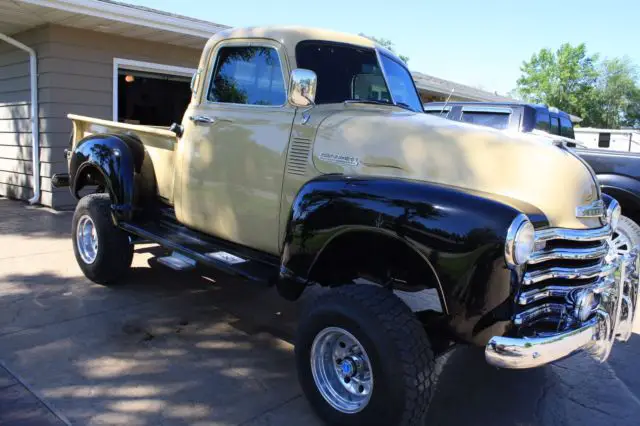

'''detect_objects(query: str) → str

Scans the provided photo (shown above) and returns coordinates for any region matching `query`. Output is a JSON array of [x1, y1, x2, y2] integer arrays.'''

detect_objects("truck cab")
[[424, 101, 577, 139], [59, 27, 639, 426]]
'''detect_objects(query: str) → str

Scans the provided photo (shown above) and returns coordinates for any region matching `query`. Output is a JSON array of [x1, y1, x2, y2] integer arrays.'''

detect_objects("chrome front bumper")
[[485, 250, 639, 369]]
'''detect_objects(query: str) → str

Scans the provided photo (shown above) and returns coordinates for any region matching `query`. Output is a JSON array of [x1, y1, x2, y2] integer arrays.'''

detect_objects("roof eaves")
[[22, 0, 229, 38], [412, 71, 514, 102]]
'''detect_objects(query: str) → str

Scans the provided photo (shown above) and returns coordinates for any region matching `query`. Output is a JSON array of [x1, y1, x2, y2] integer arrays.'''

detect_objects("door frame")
[[112, 58, 196, 121]]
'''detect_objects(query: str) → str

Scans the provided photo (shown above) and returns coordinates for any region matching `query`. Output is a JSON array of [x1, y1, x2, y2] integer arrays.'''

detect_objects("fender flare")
[[69, 133, 147, 221]]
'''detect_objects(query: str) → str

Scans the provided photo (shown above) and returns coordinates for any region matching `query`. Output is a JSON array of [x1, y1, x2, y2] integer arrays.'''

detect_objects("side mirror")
[[289, 68, 317, 108]]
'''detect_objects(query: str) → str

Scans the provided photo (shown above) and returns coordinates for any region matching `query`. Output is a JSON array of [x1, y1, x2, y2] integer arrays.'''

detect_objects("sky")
[[125, 0, 640, 96]]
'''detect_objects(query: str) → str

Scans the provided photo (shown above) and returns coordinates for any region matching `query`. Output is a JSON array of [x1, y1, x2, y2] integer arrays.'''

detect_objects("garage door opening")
[[113, 59, 195, 126]]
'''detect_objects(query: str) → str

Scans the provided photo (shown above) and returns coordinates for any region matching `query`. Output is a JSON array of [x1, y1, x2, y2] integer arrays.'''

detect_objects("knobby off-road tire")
[[295, 284, 435, 426], [72, 194, 133, 284]]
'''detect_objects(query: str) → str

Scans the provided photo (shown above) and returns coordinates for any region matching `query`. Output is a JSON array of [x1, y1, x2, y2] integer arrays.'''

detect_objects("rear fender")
[[70, 133, 147, 221]]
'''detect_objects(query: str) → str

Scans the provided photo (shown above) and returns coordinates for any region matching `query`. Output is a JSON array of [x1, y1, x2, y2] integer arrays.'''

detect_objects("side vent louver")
[[286, 137, 312, 176]]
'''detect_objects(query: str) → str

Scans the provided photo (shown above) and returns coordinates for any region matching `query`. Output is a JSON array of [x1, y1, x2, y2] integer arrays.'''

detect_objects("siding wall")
[[0, 26, 48, 202], [0, 24, 203, 209]]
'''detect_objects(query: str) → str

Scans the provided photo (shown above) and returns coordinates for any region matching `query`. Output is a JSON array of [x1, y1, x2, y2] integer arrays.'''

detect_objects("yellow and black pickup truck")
[[52, 26, 638, 426]]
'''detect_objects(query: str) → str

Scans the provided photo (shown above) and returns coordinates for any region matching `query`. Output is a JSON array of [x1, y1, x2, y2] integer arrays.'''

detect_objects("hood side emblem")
[[319, 152, 359, 167], [575, 200, 605, 218]]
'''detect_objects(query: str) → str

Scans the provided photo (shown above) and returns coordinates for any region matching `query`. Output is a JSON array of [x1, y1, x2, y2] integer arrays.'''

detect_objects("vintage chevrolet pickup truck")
[[54, 27, 638, 426]]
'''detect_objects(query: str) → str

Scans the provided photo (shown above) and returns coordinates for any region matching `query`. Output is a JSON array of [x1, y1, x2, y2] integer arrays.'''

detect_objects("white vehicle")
[[574, 128, 640, 152]]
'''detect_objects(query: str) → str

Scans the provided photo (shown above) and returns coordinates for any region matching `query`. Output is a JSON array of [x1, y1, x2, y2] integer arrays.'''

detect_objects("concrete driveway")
[[1, 196, 640, 425]]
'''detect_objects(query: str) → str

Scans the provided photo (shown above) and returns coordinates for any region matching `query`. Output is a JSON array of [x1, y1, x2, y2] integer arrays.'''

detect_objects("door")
[[177, 41, 295, 255]]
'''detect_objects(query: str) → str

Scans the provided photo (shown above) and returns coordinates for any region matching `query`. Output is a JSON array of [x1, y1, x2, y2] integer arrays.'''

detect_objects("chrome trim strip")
[[514, 303, 566, 325], [523, 261, 616, 285], [517, 276, 615, 305], [535, 224, 611, 243], [528, 242, 609, 264]]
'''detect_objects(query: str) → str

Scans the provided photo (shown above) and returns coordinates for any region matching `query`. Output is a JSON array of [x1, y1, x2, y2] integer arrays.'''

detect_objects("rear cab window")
[[460, 108, 512, 130]]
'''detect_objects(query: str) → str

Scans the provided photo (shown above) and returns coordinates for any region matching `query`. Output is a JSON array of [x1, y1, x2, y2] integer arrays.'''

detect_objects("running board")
[[157, 252, 197, 271], [120, 213, 280, 284]]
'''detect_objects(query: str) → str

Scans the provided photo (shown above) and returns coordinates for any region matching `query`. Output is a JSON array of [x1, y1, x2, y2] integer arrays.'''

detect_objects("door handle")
[[189, 115, 233, 125], [189, 115, 216, 124]]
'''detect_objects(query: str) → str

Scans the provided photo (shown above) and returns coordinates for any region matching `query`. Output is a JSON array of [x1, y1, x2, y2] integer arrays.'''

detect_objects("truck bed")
[[68, 114, 178, 203]]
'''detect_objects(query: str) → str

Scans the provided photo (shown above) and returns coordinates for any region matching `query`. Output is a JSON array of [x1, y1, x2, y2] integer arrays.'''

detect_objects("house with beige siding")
[[0, 0, 513, 209]]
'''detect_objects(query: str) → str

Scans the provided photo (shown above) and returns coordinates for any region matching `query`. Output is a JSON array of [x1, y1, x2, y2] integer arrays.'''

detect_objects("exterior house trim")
[[22, 0, 227, 38]]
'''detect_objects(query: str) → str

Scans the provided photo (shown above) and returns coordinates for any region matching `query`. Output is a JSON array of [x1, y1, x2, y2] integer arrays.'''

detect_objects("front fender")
[[596, 174, 640, 221], [70, 133, 145, 221], [278, 175, 548, 345]]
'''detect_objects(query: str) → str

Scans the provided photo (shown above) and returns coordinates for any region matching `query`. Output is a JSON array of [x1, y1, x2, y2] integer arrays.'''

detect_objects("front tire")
[[72, 194, 133, 284], [613, 215, 640, 256], [295, 285, 435, 426]]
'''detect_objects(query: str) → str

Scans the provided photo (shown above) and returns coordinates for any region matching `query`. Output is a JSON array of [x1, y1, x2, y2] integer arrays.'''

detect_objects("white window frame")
[[112, 58, 196, 121]]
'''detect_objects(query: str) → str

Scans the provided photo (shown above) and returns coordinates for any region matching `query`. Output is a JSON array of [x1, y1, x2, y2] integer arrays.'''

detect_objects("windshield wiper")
[[394, 102, 415, 111], [344, 99, 414, 111], [344, 99, 393, 107]]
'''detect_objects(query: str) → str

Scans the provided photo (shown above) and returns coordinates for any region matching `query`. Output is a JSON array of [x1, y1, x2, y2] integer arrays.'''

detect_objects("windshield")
[[295, 41, 423, 112], [379, 54, 423, 111]]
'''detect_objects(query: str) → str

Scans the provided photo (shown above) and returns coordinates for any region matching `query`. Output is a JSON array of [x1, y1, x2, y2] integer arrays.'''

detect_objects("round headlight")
[[607, 200, 621, 231], [505, 215, 535, 267]]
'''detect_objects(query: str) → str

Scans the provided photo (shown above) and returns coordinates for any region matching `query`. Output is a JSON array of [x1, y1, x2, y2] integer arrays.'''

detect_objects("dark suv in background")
[[425, 101, 640, 256], [424, 101, 576, 139]]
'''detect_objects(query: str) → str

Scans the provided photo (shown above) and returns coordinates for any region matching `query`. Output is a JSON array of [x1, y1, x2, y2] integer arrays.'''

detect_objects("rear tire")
[[295, 285, 435, 426], [72, 194, 133, 284]]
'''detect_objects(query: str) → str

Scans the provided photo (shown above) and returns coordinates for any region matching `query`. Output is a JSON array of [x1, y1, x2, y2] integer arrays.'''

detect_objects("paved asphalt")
[[1, 196, 639, 425]]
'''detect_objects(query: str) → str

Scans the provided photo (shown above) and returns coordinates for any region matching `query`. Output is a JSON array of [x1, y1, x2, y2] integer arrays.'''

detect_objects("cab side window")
[[534, 110, 550, 132], [560, 117, 575, 139], [550, 116, 560, 135], [208, 46, 286, 106]]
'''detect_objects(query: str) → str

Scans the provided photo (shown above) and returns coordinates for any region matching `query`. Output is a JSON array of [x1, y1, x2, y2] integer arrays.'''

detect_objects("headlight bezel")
[[606, 198, 621, 231], [505, 214, 536, 268]]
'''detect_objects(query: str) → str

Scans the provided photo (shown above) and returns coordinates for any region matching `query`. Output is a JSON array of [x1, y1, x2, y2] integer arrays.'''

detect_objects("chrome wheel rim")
[[76, 215, 98, 264], [310, 327, 373, 414], [612, 229, 633, 256]]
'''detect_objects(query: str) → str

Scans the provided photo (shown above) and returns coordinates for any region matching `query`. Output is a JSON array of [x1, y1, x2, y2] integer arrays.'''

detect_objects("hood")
[[312, 107, 604, 230]]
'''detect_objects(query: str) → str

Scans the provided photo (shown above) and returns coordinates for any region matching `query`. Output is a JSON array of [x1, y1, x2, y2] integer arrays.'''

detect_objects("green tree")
[[359, 33, 409, 64], [514, 43, 599, 124], [592, 57, 639, 128], [622, 88, 640, 128]]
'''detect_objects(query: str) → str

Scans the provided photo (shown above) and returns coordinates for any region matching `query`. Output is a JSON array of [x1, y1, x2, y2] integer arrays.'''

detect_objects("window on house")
[[208, 46, 286, 106], [598, 133, 611, 148], [117, 69, 191, 126]]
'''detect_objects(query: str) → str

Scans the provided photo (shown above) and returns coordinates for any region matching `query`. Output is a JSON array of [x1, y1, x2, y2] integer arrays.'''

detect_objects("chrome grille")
[[516, 225, 613, 331]]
